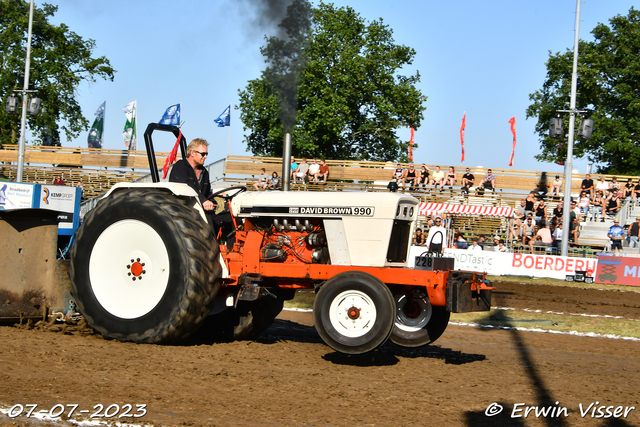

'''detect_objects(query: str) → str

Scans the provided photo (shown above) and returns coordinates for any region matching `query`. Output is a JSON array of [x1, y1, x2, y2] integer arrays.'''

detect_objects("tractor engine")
[[231, 190, 418, 267]]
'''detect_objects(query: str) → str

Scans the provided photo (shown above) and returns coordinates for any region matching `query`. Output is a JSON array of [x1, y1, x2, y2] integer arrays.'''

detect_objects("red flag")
[[508, 117, 516, 166], [409, 126, 414, 161], [162, 129, 182, 179], [460, 112, 466, 162]]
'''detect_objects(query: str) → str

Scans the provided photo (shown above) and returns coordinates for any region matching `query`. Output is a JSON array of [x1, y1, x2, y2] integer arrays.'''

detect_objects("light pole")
[[559, 0, 582, 258], [16, 0, 35, 183]]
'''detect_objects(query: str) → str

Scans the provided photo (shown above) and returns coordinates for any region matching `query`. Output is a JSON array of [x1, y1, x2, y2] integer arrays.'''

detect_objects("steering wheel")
[[208, 185, 247, 202]]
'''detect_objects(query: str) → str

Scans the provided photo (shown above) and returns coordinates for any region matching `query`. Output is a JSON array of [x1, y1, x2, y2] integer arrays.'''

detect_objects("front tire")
[[70, 189, 221, 344], [313, 271, 395, 354], [390, 290, 450, 347]]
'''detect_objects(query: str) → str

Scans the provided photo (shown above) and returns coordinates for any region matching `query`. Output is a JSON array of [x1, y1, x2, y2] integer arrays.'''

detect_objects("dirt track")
[[1, 281, 639, 427]]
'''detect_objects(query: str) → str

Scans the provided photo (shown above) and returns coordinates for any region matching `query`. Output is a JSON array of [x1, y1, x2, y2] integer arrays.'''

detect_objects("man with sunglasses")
[[169, 138, 214, 211], [425, 215, 447, 254]]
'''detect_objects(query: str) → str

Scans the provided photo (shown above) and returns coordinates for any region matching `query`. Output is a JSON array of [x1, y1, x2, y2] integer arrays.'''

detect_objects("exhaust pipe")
[[282, 133, 292, 191]]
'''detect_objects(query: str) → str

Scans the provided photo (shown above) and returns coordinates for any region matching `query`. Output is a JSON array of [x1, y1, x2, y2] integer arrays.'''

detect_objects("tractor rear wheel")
[[70, 189, 221, 344], [389, 290, 450, 347], [313, 271, 395, 354]]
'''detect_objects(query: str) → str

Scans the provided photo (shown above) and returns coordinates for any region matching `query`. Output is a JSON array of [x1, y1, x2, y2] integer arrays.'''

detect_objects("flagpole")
[[135, 99, 138, 152], [226, 126, 231, 158]]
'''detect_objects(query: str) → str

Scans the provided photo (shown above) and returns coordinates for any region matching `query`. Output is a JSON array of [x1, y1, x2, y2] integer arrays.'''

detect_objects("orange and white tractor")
[[69, 125, 492, 354]]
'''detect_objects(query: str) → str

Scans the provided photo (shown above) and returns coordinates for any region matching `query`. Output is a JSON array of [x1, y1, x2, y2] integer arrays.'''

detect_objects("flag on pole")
[[87, 101, 106, 149], [159, 103, 181, 126], [508, 116, 517, 166], [122, 100, 137, 150], [409, 127, 414, 161], [214, 105, 230, 127], [460, 112, 466, 162], [163, 128, 182, 180]]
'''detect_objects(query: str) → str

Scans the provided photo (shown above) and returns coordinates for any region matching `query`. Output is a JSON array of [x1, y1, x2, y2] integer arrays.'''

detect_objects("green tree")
[[0, 0, 115, 147], [526, 7, 640, 174], [238, 1, 427, 161]]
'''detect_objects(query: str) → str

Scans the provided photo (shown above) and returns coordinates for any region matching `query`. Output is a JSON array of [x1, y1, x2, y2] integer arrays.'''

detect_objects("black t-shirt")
[[582, 179, 594, 189], [169, 159, 212, 204], [462, 173, 474, 183]]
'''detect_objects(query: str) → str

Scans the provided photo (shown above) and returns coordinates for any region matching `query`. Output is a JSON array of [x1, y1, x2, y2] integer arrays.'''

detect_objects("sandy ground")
[[1, 281, 639, 427]]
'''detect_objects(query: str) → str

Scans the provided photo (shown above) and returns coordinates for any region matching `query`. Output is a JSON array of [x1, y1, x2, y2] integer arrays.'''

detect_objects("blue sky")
[[44, 0, 637, 174]]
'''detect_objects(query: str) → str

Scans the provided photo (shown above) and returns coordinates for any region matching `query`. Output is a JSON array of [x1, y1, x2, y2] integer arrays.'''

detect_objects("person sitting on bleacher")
[[522, 217, 536, 245], [481, 169, 496, 191], [254, 168, 269, 190], [267, 171, 281, 190], [468, 238, 483, 251], [318, 159, 329, 183], [430, 166, 445, 190], [529, 220, 552, 253], [443, 166, 457, 187], [461, 168, 474, 193], [419, 165, 430, 189], [605, 189, 621, 218], [590, 191, 605, 222], [404, 164, 418, 190]]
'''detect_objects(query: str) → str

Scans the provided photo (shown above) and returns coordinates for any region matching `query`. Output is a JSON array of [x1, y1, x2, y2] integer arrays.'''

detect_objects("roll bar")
[[143, 123, 188, 183]]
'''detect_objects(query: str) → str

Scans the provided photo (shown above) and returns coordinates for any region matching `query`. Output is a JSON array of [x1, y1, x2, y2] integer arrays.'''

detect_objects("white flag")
[[122, 100, 137, 150]]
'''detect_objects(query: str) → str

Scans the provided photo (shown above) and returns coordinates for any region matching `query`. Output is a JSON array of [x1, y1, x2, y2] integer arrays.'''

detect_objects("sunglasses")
[[195, 151, 208, 157]]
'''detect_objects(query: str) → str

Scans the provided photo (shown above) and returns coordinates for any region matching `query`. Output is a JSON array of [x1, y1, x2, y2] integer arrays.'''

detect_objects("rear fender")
[[103, 182, 207, 222]]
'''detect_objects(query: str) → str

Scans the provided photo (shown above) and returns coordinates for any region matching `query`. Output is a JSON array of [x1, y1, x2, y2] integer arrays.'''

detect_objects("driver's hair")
[[187, 138, 209, 156]]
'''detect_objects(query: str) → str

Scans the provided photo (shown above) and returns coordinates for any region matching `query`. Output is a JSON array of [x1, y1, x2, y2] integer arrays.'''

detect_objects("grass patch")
[[451, 309, 640, 338], [284, 290, 315, 310]]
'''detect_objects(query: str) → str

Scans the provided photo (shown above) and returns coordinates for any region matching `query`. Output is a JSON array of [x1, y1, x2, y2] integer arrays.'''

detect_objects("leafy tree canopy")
[[526, 7, 640, 174], [238, 0, 427, 162], [0, 0, 115, 146]]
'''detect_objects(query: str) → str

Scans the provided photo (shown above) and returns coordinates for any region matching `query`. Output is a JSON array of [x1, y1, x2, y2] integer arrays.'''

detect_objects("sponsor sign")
[[0, 182, 36, 209], [409, 246, 598, 281], [38, 185, 81, 234], [289, 206, 374, 216], [595, 255, 640, 286]]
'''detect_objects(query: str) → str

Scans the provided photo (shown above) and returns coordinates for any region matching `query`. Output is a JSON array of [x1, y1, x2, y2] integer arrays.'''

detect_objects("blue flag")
[[159, 103, 181, 126], [214, 105, 230, 127]]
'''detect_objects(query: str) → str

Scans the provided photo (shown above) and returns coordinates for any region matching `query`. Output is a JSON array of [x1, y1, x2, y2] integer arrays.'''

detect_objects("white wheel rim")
[[394, 294, 432, 332], [89, 219, 170, 319], [328, 290, 377, 338]]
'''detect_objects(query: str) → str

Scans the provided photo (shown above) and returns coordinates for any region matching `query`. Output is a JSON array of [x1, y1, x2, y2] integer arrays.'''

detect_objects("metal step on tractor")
[[69, 124, 494, 354]]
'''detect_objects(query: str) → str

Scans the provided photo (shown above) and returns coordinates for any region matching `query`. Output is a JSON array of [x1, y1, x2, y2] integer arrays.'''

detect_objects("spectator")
[[590, 191, 605, 222], [596, 176, 609, 194], [308, 158, 320, 182], [254, 168, 269, 190], [290, 157, 298, 181], [425, 215, 447, 253], [455, 234, 468, 249], [629, 217, 640, 248], [552, 201, 564, 220], [634, 179, 640, 201], [317, 159, 329, 183], [418, 165, 429, 189], [529, 220, 552, 253], [524, 192, 537, 217], [624, 178, 634, 201], [497, 239, 508, 252], [535, 173, 550, 197], [53, 175, 66, 185], [443, 166, 457, 187], [468, 238, 483, 250], [604, 189, 621, 217], [461, 167, 475, 192], [610, 176, 620, 191], [570, 215, 580, 242], [413, 228, 426, 246], [577, 191, 591, 221], [509, 215, 523, 241], [516, 199, 527, 220], [534, 199, 548, 222], [76, 181, 84, 200], [296, 158, 309, 182], [404, 164, 418, 190], [267, 171, 281, 190], [608, 219, 624, 254], [551, 175, 563, 196], [551, 221, 563, 251], [581, 173, 594, 198], [430, 166, 445, 190], [481, 169, 496, 191], [478, 236, 487, 247], [522, 217, 536, 245], [392, 163, 404, 182]]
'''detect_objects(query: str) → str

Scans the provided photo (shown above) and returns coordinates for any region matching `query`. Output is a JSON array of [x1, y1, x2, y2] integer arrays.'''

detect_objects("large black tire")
[[313, 271, 395, 355], [205, 297, 284, 341], [69, 189, 221, 344], [389, 293, 450, 347]]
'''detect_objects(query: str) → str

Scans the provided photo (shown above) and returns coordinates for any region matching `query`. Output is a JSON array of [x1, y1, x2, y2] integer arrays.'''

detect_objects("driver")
[[169, 138, 235, 244], [169, 138, 214, 210]]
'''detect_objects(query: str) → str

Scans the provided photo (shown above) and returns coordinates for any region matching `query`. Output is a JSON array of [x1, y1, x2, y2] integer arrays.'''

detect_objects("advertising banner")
[[409, 246, 598, 281], [595, 255, 640, 287], [38, 185, 81, 235], [0, 182, 36, 209]]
